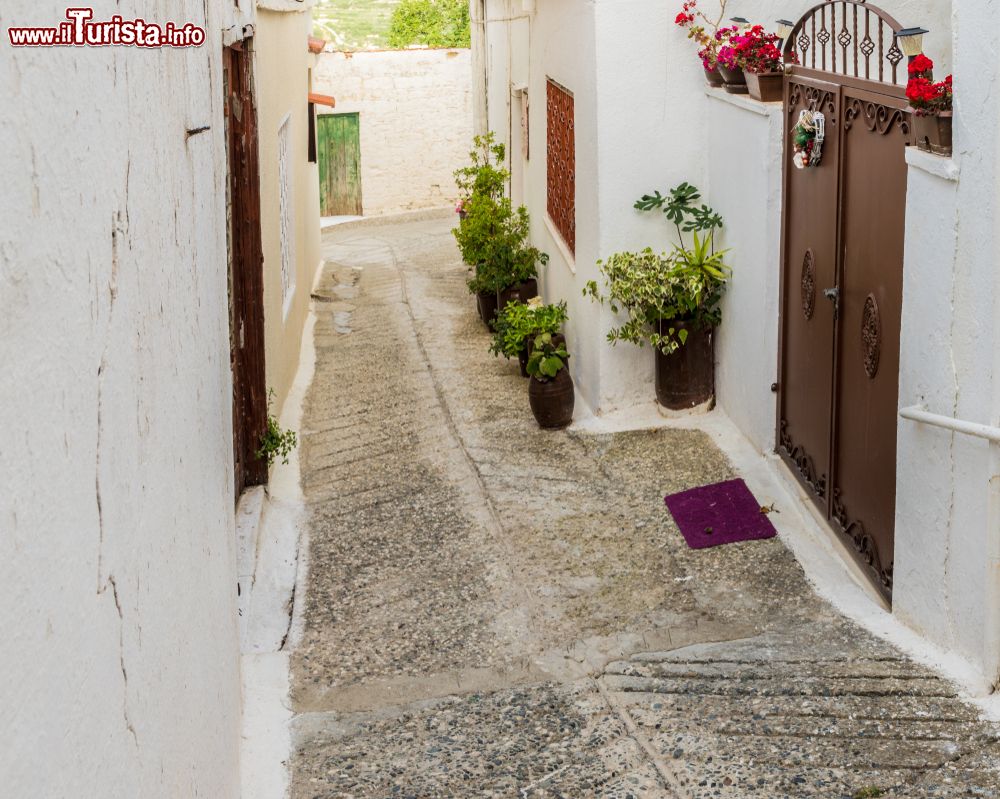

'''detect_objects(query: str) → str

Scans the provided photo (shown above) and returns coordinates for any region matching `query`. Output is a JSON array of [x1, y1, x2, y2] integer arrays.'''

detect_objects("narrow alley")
[[286, 215, 1000, 798]]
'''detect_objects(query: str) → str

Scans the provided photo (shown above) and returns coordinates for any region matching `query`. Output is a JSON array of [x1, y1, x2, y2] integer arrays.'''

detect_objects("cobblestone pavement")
[[289, 216, 1000, 799]]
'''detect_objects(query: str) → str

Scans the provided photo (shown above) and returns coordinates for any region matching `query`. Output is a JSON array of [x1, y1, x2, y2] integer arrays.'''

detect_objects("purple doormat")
[[664, 478, 777, 550]]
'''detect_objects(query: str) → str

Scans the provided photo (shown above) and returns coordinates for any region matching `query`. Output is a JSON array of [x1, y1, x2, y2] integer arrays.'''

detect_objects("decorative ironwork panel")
[[784, 0, 906, 85], [844, 97, 910, 136], [861, 294, 881, 378], [546, 79, 575, 254], [833, 489, 894, 591], [801, 250, 816, 320]]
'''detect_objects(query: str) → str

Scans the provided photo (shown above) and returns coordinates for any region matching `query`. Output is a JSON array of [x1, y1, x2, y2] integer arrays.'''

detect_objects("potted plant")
[[715, 26, 747, 93], [467, 202, 549, 328], [734, 25, 789, 102], [674, 0, 730, 87], [526, 332, 575, 429], [585, 182, 732, 411], [492, 298, 569, 377], [906, 55, 953, 156]]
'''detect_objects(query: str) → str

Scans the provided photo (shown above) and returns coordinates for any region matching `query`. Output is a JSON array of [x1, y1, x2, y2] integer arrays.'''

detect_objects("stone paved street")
[[289, 215, 1000, 798]]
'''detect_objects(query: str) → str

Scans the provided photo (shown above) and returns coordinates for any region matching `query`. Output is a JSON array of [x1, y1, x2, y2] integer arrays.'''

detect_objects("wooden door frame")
[[224, 39, 268, 498]]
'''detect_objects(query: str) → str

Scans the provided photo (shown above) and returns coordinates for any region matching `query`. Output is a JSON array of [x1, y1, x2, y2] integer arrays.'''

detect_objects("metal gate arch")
[[777, 0, 911, 600]]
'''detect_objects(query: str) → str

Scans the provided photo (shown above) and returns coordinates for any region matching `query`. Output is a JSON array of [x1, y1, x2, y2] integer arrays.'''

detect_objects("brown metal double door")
[[779, 73, 910, 600]]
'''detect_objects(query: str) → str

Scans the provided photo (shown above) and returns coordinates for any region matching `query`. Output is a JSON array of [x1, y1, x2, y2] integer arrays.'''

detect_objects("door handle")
[[823, 287, 840, 319]]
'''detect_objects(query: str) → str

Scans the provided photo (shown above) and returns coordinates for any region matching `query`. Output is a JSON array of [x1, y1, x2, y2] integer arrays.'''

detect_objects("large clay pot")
[[477, 290, 499, 327], [528, 369, 575, 429], [654, 320, 715, 411], [745, 71, 783, 102], [704, 66, 724, 88], [717, 64, 748, 94], [911, 110, 952, 156], [518, 278, 539, 302]]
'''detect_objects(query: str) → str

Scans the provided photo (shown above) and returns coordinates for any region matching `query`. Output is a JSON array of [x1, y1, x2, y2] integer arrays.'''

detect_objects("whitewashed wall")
[[894, 0, 1000, 691], [313, 48, 474, 216], [0, 1, 248, 795]]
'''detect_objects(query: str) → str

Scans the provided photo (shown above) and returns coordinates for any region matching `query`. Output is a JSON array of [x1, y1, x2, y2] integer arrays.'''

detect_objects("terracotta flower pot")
[[910, 110, 953, 157], [654, 320, 716, 411], [745, 71, 783, 102], [704, 66, 724, 88], [717, 64, 748, 94], [528, 369, 575, 429]]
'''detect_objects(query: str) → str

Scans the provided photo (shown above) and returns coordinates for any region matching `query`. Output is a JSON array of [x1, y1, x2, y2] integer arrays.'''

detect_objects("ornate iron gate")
[[778, 1, 910, 599]]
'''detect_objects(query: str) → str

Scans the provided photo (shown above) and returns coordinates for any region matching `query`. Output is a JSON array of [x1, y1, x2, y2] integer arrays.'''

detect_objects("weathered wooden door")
[[318, 113, 362, 216], [224, 41, 268, 498], [778, 1, 910, 600]]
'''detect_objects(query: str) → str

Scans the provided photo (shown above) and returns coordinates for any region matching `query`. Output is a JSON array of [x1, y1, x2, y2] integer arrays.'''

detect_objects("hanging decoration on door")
[[791, 110, 825, 169]]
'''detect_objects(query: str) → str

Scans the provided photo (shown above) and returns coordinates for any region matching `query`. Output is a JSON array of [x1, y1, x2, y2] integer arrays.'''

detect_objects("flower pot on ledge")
[[745, 71, 783, 102], [654, 320, 716, 411], [717, 64, 748, 94], [704, 66, 724, 88], [910, 110, 953, 157]]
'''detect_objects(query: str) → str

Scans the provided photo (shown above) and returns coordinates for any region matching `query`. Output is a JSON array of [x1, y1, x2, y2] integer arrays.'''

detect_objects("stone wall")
[[0, 1, 249, 795], [313, 48, 474, 216]]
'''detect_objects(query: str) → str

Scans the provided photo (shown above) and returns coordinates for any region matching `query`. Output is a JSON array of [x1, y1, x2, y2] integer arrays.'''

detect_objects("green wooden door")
[[318, 113, 363, 216]]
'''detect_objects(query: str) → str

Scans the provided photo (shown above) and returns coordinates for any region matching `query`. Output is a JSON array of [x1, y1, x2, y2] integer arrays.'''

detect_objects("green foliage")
[[585, 182, 732, 355], [256, 391, 298, 467], [526, 333, 570, 381], [387, 0, 470, 48], [453, 133, 548, 296], [466, 204, 548, 295], [312, 0, 401, 50], [491, 300, 568, 358]]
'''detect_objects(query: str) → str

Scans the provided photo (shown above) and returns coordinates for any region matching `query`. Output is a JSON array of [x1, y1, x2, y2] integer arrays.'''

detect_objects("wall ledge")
[[905, 146, 960, 182], [704, 86, 782, 118]]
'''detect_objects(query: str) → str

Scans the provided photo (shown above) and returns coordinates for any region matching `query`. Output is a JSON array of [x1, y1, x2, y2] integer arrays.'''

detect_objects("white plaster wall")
[[256, 7, 323, 417], [313, 48, 474, 216], [705, 94, 783, 454], [0, 1, 248, 795], [894, 0, 1000, 688]]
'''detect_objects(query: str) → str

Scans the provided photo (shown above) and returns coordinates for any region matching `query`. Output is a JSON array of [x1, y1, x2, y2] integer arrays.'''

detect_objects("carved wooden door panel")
[[778, 77, 908, 601]]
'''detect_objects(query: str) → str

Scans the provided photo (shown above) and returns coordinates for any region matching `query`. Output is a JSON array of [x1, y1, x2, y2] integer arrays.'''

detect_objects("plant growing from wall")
[[388, 0, 471, 49], [256, 390, 298, 467], [491, 298, 568, 358], [585, 182, 731, 354]]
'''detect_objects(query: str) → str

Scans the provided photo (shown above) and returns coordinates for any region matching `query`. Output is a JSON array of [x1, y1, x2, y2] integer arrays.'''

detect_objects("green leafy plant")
[[526, 333, 570, 381], [387, 0, 471, 49], [491, 299, 568, 358], [466, 203, 548, 295], [453, 133, 548, 298], [852, 788, 885, 799], [256, 391, 298, 467], [585, 182, 731, 354]]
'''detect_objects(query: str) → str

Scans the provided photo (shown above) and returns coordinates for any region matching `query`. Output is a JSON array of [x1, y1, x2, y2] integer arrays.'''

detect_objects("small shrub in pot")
[[526, 333, 575, 429], [586, 182, 732, 410], [491, 298, 569, 377]]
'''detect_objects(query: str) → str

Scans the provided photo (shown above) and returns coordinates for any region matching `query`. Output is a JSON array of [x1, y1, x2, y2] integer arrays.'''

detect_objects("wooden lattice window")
[[546, 79, 575, 255]]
